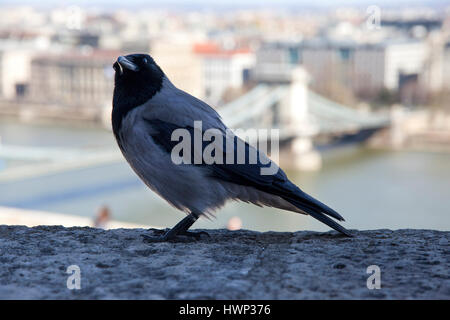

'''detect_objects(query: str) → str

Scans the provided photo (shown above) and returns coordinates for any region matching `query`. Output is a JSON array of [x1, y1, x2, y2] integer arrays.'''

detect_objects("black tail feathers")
[[281, 182, 352, 237]]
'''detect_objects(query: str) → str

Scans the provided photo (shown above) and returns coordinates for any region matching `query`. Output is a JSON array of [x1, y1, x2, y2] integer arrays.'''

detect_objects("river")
[[0, 118, 449, 232]]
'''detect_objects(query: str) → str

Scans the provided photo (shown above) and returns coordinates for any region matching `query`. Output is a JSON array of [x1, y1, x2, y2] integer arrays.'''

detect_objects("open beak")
[[116, 56, 139, 73]]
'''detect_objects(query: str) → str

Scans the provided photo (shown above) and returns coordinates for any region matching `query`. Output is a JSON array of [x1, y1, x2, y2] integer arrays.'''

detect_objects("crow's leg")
[[141, 212, 210, 243]]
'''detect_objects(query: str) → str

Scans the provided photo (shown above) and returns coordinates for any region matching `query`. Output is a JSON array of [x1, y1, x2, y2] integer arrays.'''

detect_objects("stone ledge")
[[0, 225, 448, 299]]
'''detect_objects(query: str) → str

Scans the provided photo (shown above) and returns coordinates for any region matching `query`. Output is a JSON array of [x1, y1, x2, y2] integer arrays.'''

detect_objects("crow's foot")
[[141, 229, 210, 243]]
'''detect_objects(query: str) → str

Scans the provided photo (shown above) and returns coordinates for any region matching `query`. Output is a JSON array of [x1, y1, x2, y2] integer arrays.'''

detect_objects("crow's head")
[[112, 53, 165, 133]]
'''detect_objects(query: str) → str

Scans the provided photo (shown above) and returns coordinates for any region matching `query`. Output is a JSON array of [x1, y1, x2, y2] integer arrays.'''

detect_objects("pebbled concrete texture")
[[0, 225, 448, 299]]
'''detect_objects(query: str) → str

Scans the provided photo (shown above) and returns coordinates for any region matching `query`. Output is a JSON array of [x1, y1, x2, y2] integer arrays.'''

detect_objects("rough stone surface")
[[0, 225, 448, 299]]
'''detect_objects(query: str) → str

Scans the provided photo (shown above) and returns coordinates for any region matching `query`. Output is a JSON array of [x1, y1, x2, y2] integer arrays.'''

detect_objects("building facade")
[[150, 38, 204, 99], [194, 42, 255, 105], [29, 49, 118, 109]]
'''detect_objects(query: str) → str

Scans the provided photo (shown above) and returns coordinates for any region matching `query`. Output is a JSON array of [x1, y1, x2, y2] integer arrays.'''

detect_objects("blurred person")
[[94, 205, 111, 229], [227, 217, 242, 231]]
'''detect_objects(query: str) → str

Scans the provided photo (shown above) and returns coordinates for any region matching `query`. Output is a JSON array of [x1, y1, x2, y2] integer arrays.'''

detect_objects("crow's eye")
[[143, 58, 148, 64]]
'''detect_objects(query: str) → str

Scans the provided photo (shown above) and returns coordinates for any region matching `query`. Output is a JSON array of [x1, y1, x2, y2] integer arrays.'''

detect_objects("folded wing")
[[144, 118, 352, 237]]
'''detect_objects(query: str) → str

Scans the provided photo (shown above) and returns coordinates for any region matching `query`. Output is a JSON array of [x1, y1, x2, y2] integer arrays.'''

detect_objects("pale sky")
[[0, 0, 446, 10]]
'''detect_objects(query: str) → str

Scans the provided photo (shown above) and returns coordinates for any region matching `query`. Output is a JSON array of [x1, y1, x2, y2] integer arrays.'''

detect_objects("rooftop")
[[32, 48, 121, 64], [193, 42, 252, 57]]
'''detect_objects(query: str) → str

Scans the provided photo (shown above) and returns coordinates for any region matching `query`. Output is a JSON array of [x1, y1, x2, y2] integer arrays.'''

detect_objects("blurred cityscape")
[[0, 1, 449, 232]]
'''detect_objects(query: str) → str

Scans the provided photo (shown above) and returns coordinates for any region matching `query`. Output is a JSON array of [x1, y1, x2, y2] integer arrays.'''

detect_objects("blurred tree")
[[428, 89, 450, 112], [373, 88, 399, 108]]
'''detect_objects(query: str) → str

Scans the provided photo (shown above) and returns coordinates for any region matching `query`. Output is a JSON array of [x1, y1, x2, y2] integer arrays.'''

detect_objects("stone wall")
[[0, 225, 448, 299]]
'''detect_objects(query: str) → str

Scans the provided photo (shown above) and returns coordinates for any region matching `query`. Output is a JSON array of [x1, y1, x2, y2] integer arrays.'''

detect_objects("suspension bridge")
[[220, 84, 389, 140], [219, 67, 390, 169]]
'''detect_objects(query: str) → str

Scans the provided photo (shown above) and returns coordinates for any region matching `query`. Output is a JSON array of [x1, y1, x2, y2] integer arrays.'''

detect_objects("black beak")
[[116, 56, 139, 73]]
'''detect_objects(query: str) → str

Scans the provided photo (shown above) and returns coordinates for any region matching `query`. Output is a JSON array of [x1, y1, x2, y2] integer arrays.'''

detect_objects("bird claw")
[[181, 230, 210, 240], [140, 234, 169, 243], [140, 230, 210, 243]]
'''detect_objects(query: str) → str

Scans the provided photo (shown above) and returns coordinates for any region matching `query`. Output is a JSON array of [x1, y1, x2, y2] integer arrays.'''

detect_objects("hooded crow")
[[112, 53, 352, 241]]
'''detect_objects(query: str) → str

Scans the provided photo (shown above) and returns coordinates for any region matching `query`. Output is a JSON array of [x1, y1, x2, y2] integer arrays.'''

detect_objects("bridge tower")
[[280, 67, 322, 171]]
